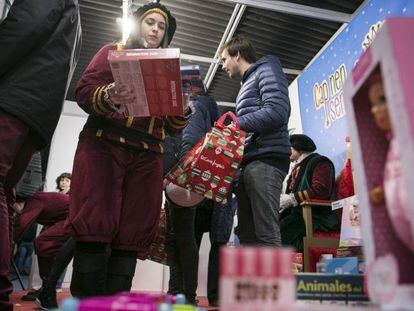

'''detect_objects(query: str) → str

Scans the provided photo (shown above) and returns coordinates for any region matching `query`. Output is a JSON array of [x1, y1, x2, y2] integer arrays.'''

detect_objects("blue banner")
[[297, 0, 414, 172]]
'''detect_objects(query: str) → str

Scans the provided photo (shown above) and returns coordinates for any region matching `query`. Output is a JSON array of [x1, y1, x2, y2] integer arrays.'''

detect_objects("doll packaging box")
[[343, 17, 414, 308]]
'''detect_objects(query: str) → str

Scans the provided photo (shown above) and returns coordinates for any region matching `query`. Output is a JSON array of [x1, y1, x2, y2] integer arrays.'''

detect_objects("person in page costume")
[[67, 0, 191, 298]]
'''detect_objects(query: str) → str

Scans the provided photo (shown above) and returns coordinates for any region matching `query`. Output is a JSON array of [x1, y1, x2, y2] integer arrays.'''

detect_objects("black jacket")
[[0, 0, 81, 147]]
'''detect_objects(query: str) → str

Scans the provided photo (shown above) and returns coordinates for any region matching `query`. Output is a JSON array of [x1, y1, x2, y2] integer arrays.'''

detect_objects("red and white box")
[[220, 247, 295, 311], [344, 17, 414, 308], [108, 48, 183, 117]]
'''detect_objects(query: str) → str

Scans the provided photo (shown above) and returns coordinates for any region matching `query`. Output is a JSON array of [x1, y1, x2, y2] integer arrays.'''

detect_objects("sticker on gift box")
[[201, 170, 212, 181], [212, 128, 223, 138], [191, 167, 201, 177], [205, 190, 213, 199], [183, 155, 194, 167], [224, 176, 233, 184], [223, 128, 232, 136], [210, 175, 221, 188], [195, 183, 206, 194], [177, 163, 185, 172], [223, 150, 234, 158], [217, 138, 227, 147], [229, 140, 237, 148], [231, 161, 239, 170], [205, 140, 214, 150], [236, 145, 244, 156], [177, 173, 188, 185], [216, 186, 227, 202]]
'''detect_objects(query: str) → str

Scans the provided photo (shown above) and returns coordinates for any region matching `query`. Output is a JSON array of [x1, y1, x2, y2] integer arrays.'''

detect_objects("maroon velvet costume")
[[13, 192, 70, 258], [67, 44, 190, 253], [281, 153, 338, 251]]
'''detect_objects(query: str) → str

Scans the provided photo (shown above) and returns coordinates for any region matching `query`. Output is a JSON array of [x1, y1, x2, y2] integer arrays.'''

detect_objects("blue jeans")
[[16, 241, 34, 274], [235, 161, 286, 246]]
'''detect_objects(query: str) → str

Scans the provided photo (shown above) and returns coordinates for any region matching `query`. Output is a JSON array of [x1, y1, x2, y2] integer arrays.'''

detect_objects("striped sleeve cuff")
[[166, 114, 190, 130], [91, 85, 119, 115]]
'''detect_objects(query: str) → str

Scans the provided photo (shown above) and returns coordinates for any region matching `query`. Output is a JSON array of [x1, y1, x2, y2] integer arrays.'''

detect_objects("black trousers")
[[165, 201, 199, 303], [166, 200, 224, 304]]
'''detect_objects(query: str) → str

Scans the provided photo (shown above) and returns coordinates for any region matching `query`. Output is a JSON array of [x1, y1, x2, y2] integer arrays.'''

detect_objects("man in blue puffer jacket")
[[221, 37, 291, 246]]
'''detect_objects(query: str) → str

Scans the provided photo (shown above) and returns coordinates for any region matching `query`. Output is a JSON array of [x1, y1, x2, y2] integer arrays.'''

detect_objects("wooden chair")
[[301, 137, 354, 272], [301, 199, 340, 272]]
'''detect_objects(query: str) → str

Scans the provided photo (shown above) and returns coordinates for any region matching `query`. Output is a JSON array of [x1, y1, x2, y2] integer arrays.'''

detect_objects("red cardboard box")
[[108, 48, 183, 117]]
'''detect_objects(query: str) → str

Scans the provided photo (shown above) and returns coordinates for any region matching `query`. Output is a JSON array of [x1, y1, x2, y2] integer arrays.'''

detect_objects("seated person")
[[12, 173, 72, 304], [279, 134, 338, 251]]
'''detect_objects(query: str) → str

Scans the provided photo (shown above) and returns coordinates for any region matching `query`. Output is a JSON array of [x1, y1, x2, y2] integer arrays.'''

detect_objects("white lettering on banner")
[[313, 64, 347, 128], [200, 155, 225, 170]]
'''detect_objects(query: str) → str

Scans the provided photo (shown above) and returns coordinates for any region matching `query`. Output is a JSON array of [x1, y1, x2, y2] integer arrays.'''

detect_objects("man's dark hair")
[[222, 37, 257, 64]]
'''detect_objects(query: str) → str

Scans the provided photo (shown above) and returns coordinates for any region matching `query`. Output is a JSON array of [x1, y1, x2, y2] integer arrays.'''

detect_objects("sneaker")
[[21, 288, 40, 301], [35, 287, 58, 310]]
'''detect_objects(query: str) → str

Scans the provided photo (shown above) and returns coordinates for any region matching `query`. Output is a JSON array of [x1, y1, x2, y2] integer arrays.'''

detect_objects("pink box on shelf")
[[343, 17, 414, 308], [219, 247, 295, 311]]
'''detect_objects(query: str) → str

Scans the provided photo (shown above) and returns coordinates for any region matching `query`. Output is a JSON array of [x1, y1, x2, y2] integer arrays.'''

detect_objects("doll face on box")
[[369, 80, 391, 132]]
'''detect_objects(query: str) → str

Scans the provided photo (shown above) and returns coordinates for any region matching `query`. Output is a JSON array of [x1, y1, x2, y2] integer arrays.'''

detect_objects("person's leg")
[[71, 242, 109, 298], [68, 135, 124, 298], [242, 161, 285, 246], [110, 151, 163, 294], [105, 249, 137, 295], [23, 242, 34, 275], [234, 169, 257, 245], [207, 241, 225, 306], [36, 237, 76, 309], [16, 243, 28, 273], [194, 201, 212, 249], [280, 211, 306, 251], [0, 111, 35, 310], [21, 253, 55, 302], [165, 201, 184, 295], [172, 206, 198, 305], [34, 220, 71, 259]]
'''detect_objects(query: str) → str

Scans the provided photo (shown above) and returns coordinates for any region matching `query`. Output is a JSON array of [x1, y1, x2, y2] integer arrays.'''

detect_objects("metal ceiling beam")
[[218, 0, 351, 23], [204, 4, 246, 90], [217, 101, 236, 108], [283, 68, 302, 76], [181, 54, 219, 64]]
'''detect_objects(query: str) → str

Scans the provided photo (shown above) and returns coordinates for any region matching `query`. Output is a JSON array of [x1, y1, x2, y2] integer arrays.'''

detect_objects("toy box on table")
[[343, 17, 414, 309]]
